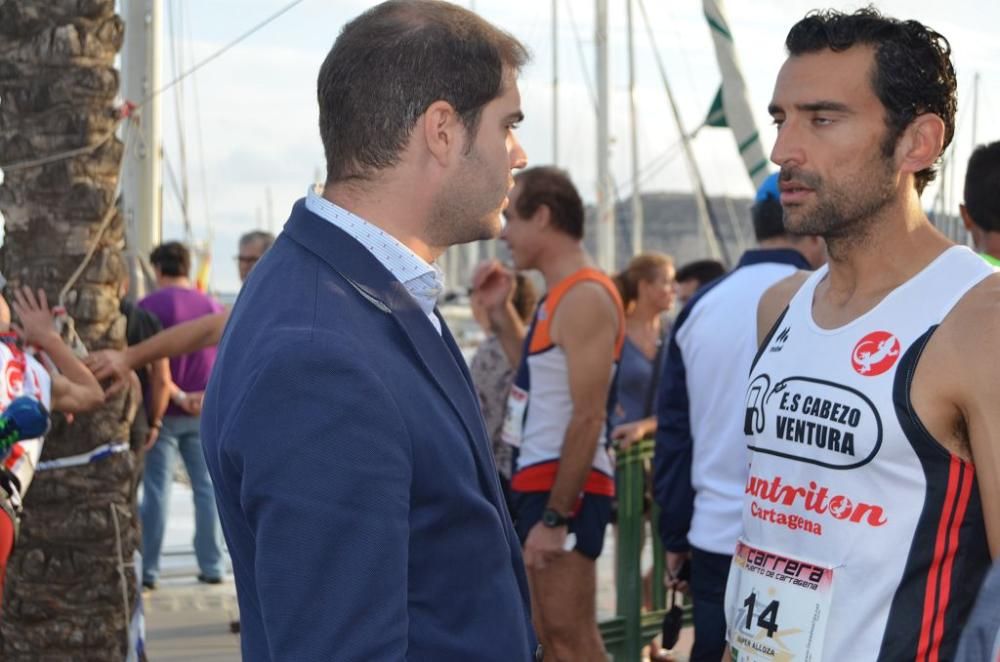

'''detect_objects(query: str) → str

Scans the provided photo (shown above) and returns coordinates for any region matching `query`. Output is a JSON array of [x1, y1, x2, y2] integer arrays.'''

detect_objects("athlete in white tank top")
[[729, 247, 995, 661]]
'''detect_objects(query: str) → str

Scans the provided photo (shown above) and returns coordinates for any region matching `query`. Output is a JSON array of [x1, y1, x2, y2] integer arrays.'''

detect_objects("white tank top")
[[731, 246, 995, 661]]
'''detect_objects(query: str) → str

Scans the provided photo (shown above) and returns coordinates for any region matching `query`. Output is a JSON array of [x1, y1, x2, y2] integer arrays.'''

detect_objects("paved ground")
[[143, 484, 241, 660], [144, 483, 692, 661]]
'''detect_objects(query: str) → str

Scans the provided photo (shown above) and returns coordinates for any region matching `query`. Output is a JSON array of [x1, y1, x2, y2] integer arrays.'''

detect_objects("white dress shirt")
[[305, 187, 445, 334]]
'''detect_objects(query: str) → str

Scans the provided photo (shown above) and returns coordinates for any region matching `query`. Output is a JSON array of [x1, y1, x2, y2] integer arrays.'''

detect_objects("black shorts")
[[511, 491, 613, 560]]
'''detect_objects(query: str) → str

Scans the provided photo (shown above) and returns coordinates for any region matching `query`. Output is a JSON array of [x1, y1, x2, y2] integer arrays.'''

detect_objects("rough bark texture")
[[0, 1, 141, 659]]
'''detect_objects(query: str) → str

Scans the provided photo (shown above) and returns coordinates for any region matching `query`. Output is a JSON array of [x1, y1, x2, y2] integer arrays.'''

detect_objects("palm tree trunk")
[[0, 1, 142, 659]]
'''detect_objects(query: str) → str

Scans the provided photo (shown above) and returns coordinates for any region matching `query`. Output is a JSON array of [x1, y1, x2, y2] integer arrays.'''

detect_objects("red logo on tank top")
[[851, 331, 900, 376]]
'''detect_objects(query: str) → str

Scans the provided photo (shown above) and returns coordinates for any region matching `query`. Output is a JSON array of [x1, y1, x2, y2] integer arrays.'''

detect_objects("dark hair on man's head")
[[964, 141, 1000, 233], [318, 0, 528, 184], [240, 230, 275, 252], [512, 167, 584, 239], [675, 259, 726, 288], [785, 7, 956, 193], [150, 242, 191, 278], [752, 198, 788, 241]]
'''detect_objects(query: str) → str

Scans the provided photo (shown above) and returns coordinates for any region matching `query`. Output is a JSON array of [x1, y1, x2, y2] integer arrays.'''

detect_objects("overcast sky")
[[9, 1, 998, 293]]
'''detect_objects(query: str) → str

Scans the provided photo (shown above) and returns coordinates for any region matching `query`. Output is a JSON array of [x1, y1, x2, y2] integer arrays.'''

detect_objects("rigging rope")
[[0, 0, 309, 173]]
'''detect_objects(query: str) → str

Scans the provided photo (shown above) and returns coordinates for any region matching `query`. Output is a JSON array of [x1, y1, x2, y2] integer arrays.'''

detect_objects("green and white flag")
[[702, 0, 771, 188]]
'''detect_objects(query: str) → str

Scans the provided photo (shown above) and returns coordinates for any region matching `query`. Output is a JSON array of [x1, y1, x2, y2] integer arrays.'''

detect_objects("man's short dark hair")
[[318, 0, 529, 184], [753, 198, 786, 242], [964, 141, 1000, 233], [513, 167, 585, 240], [240, 230, 275, 252], [785, 7, 956, 193], [675, 259, 726, 288], [150, 242, 191, 278]]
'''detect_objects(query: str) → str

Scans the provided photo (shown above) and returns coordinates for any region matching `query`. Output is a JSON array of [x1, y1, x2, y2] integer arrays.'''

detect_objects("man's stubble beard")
[[426, 149, 505, 249], [783, 150, 897, 261]]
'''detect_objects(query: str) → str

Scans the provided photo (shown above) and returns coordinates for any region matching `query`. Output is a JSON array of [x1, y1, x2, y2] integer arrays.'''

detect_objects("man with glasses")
[[235, 231, 275, 282]]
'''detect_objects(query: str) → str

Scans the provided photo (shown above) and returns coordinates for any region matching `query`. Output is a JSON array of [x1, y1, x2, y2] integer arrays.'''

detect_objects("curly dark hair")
[[785, 7, 956, 193]]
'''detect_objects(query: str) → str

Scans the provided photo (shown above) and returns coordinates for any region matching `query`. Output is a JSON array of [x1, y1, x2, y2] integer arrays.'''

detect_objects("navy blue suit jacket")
[[201, 200, 536, 661]]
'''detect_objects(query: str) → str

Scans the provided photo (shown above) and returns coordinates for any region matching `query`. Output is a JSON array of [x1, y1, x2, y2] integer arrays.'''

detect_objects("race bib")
[[501, 385, 528, 448], [725, 540, 835, 662]]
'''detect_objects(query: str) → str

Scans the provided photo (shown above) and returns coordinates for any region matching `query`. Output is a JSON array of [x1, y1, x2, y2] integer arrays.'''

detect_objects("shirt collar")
[[305, 187, 444, 319], [737, 248, 812, 271]]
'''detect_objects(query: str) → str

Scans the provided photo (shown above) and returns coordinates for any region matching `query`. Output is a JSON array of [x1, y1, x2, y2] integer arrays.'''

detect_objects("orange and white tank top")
[[502, 268, 625, 496]]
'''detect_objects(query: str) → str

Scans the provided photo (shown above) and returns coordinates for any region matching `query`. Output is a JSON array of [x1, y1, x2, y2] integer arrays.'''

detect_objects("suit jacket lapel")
[[282, 200, 505, 510]]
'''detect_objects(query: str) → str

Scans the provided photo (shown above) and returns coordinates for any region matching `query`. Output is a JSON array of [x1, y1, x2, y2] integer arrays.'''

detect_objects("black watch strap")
[[541, 507, 570, 528]]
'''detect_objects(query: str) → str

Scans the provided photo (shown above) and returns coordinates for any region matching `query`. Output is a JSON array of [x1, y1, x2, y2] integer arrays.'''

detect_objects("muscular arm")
[[546, 283, 620, 515], [48, 351, 104, 414], [912, 274, 1000, 559], [490, 302, 527, 368], [970, 391, 1000, 559], [86, 310, 228, 394], [127, 311, 227, 366], [956, 281, 1000, 558], [145, 358, 171, 426], [756, 271, 811, 346]]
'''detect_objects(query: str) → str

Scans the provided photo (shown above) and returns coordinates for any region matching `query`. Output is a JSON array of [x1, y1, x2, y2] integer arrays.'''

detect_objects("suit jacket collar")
[[281, 199, 508, 512]]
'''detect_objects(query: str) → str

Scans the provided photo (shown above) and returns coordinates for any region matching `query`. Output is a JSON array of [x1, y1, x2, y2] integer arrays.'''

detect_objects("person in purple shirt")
[[138, 241, 225, 589]]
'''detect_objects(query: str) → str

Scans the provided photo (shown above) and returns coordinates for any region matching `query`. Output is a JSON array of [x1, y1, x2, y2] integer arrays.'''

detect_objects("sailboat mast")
[[636, 0, 726, 264], [121, 0, 163, 299], [595, 0, 615, 272], [626, 0, 643, 257], [552, 0, 559, 166], [971, 72, 980, 150]]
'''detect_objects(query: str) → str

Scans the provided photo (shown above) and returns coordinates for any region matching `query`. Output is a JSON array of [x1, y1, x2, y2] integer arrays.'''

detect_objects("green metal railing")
[[599, 438, 691, 661]]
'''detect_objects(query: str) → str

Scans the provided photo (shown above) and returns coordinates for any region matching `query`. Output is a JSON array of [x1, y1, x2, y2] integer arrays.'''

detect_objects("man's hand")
[[11, 286, 58, 346], [523, 522, 568, 571], [84, 349, 132, 397], [471, 260, 515, 318], [177, 390, 205, 417], [665, 550, 691, 593], [471, 260, 526, 367], [611, 416, 656, 449], [145, 424, 160, 450]]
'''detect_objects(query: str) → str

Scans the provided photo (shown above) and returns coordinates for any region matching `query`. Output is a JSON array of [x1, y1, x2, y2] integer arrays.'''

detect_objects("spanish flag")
[[194, 247, 211, 293]]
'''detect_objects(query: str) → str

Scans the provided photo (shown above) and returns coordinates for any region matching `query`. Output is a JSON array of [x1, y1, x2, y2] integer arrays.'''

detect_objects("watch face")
[[542, 509, 564, 527]]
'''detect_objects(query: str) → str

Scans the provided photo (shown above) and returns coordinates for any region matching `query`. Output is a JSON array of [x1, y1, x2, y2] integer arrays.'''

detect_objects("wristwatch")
[[541, 508, 570, 528]]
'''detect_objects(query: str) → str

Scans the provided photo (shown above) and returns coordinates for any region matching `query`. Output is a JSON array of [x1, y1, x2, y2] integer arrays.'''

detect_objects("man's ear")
[[960, 203, 975, 232], [896, 113, 946, 180], [532, 203, 552, 231], [421, 100, 464, 168]]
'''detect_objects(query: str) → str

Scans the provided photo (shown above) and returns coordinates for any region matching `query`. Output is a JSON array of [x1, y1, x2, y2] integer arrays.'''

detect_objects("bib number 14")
[[725, 540, 835, 661], [743, 591, 780, 638]]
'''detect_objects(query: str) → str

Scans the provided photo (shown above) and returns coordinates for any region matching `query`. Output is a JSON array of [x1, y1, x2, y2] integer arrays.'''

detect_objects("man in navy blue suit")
[[200, 2, 538, 659]]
